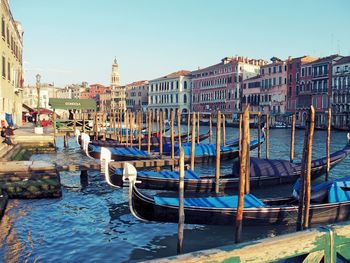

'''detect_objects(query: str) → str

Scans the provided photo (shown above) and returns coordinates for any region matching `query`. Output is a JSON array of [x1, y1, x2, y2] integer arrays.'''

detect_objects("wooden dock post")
[[257, 112, 261, 158], [103, 112, 107, 141], [80, 170, 88, 188], [94, 111, 98, 140], [297, 106, 315, 231], [53, 110, 57, 147], [187, 111, 191, 142], [190, 112, 196, 170], [235, 105, 249, 243], [148, 111, 151, 154], [326, 108, 331, 181], [209, 114, 213, 144], [177, 147, 185, 255], [245, 107, 251, 194], [239, 114, 242, 158], [303, 106, 315, 229], [171, 110, 175, 159], [159, 111, 163, 156], [177, 110, 182, 147], [265, 114, 270, 160], [82, 111, 86, 133], [138, 112, 142, 150], [197, 112, 200, 144], [223, 113, 226, 146], [215, 111, 221, 194], [64, 133, 68, 148], [290, 114, 296, 163]]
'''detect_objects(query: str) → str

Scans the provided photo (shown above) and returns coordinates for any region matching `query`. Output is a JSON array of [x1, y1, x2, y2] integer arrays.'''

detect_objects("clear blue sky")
[[10, 0, 350, 87]]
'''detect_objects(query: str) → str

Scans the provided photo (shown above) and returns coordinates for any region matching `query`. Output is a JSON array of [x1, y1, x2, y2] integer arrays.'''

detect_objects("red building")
[[89, 84, 109, 99], [286, 56, 318, 126], [295, 55, 342, 127]]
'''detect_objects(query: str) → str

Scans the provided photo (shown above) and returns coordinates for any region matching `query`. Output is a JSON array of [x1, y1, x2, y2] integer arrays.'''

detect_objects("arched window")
[[184, 81, 187, 89]]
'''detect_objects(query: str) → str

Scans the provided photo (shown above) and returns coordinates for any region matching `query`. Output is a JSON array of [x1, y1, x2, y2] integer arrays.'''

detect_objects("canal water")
[[0, 127, 349, 262]]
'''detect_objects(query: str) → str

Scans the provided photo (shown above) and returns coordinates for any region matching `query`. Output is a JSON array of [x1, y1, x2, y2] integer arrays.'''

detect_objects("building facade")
[[191, 56, 265, 113], [0, 0, 23, 125], [296, 55, 342, 127], [148, 70, 191, 119], [286, 56, 318, 123], [22, 83, 60, 110], [259, 57, 288, 115], [125, 80, 148, 112], [332, 56, 350, 129], [242, 75, 261, 112]]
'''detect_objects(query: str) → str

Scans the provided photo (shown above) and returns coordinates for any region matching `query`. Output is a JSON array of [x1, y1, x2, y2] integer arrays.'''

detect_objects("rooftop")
[[334, 56, 350, 66]]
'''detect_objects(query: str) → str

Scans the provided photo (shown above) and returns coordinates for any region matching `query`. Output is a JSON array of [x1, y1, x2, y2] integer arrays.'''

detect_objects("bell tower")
[[111, 57, 120, 88]]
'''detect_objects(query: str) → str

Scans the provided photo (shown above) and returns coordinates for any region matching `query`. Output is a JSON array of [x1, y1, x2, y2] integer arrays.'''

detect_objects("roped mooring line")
[[320, 226, 334, 263]]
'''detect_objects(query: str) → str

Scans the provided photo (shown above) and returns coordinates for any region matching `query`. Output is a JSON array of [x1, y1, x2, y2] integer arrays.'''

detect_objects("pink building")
[[191, 56, 266, 112], [89, 84, 109, 99]]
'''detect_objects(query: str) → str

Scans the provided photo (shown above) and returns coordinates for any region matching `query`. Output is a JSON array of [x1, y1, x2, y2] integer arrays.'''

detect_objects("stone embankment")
[[0, 124, 62, 220]]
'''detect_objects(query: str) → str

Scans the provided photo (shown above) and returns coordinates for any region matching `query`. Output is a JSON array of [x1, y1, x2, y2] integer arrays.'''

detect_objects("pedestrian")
[[3, 126, 15, 145]]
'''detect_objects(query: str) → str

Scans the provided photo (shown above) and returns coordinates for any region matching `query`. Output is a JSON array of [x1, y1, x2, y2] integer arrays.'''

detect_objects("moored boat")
[[107, 135, 350, 192], [126, 169, 350, 226]]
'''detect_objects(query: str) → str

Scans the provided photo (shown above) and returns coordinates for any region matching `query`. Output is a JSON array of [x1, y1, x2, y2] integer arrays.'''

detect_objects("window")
[[1, 17, 4, 39], [184, 81, 187, 89], [301, 68, 305, 77], [176, 81, 179, 89], [176, 94, 178, 103], [279, 77, 282, 85], [184, 94, 187, 103], [2, 56, 5, 78]]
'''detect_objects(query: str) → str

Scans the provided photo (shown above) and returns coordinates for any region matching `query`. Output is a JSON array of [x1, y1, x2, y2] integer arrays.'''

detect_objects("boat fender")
[[347, 133, 350, 142]]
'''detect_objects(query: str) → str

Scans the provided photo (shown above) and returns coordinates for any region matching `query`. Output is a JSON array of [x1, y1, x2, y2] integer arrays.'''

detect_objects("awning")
[[49, 98, 96, 110]]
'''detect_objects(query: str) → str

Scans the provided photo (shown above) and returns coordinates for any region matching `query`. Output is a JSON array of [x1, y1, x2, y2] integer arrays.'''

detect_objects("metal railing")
[[157, 221, 350, 263]]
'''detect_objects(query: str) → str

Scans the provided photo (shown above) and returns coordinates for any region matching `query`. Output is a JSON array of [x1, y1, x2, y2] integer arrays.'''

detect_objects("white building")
[[332, 56, 350, 129], [22, 83, 60, 110], [148, 70, 191, 119]]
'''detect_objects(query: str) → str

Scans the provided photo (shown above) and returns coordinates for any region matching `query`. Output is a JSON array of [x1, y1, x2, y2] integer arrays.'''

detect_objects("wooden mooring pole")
[[138, 112, 142, 150], [147, 111, 151, 154], [223, 113, 226, 146], [290, 114, 296, 163], [326, 108, 331, 181], [235, 105, 249, 243], [209, 114, 213, 144], [171, 110, 175, 160], [190, 112, 196, 170], [297, 106, 315, 231], [265, 114, 270, 160], [197, 112, 200, 144], [177, 110, 182, 147], [245, 108, 251, 194], [257, 112, 261, 158], [215, 111, 221, 194], [159, 111, 163, 156], [177, 147, 185, 255], [187, 111, 190, 143]]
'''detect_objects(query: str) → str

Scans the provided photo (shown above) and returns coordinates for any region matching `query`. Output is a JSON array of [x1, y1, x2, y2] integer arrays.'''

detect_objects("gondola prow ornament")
[[74, 129, 81, 144]]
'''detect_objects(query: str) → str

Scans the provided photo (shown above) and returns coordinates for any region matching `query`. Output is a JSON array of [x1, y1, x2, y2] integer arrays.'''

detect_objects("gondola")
[[125, 165, 350, 226], [87, 144, 158, 161], [107, 134, 350, 192], [177, 134, 265, 163], [81, 132, 210, 151]]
